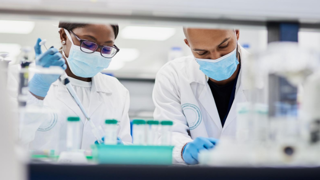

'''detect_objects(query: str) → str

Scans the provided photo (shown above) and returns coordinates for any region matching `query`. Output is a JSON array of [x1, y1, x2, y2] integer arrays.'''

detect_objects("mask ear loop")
[[236, 44, 241, 64], [64, 29, 75, 45], [61, 29, 74, 63]]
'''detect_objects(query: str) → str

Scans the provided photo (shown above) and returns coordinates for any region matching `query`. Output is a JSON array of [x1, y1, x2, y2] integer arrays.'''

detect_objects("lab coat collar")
[[92, 73, 113, 94], [52, 73, 112, 120], [52, 73, 113, 94]]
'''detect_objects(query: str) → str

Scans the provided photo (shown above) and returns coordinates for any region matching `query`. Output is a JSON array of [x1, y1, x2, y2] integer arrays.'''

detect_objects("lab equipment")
[[301, 71, 320, 144], [132, 119, 146, 145], [29, 38, 66, 97], [0, 52, 9, 81], [236, 103, 268, 143], [147, 120, 159, 145], [0, 52, 8, 60], [0, 60, 24, 180], [18, 62, 31, 107], [104, 119, 118, 145], [0, 52, 9, 83], [58, 151, 88, 164], [39, 39, 47, 49], [182, 137, 218, 165], [18, 47, 32, 107], [59, 73, 105, 144], [92, 145, 174, 165], [168, 47, 183, 61], [66, 116, 81, 151], [96, 137, 123, 145], [196, 47, 239, 81], [160, 120, 173, 145], [198, 42, 320, 167], [198, 138, 255, 166], [236, 103, 252, 142]]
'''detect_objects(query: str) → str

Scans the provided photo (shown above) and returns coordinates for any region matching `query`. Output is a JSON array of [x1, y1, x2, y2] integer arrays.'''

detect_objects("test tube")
[[104, 119, 118, 145], [66, 116, 81, 151], [18, 61, 31, 107], [160, 120, 173, 145], [147, 120, 159, 145], [132, 119, 146, 145]]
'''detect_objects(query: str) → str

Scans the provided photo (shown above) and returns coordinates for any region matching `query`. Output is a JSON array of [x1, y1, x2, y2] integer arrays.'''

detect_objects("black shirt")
[[208, 75, 237, 127]]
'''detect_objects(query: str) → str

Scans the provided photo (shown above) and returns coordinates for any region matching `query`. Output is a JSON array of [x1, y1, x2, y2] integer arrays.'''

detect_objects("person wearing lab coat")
[[22, 23, 132, 151], [153, 28, 249, 164]]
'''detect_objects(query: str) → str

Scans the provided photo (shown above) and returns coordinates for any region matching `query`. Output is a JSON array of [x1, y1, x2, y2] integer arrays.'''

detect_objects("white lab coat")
[[21, 72, 132, 152], [153, 47, 251, 164]]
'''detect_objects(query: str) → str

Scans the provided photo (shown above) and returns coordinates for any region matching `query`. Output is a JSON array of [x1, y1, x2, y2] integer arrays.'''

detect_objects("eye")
[[219, 43, 229, 49], [82, 41, 96, 48], [197, 51, 208, 56], [101, 46, 112, 54]]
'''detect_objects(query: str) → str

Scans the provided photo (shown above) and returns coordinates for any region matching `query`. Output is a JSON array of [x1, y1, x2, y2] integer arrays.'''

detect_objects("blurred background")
[[1, 19, 320, 119]]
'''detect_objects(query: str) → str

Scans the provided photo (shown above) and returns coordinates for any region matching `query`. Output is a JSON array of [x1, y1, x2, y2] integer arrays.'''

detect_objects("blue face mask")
[[62, 29, 112, 78], [196, 47, 239, 81]]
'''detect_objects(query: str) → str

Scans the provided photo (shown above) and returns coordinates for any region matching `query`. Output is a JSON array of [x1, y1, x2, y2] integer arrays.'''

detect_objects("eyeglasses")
[[70, 31, 120, 58]]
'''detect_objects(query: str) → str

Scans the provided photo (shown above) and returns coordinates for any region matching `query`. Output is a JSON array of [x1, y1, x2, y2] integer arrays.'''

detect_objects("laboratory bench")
[[28, 163, 320, 180]]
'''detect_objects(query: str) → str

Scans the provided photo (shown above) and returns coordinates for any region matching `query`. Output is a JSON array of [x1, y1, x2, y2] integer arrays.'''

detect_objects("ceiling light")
[[0, 43, 21, 60], [121, 26, 176, 41], [113, 48, 140, 62], [0, 20, 35, 34]]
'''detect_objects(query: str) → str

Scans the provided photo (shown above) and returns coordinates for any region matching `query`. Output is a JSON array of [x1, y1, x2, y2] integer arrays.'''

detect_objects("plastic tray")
[[92, 145, 174, 165]]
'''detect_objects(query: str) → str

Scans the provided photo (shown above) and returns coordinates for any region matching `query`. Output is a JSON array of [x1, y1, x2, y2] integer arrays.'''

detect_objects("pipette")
[[39, 40, 105, 144], [39, 39, 48, 50], [59, 74, 105, 143]]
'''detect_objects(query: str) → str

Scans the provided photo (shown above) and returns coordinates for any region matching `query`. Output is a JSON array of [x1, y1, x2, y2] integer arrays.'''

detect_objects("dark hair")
[[58, 22, 119, 39]]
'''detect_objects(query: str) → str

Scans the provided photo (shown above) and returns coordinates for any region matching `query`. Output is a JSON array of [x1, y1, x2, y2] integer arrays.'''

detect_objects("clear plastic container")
[[18, 61, 31, 107], [132, 119, 146, 145], [66, 116, 81, 151], [104, 119, 118, 145], [160, 121, 173, 145], [147, 120, 159, 145]]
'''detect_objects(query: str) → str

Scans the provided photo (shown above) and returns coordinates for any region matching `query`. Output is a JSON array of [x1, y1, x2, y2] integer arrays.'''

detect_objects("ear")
[[59, 29, 67, 44], [235, 29, 240, 41], [184, 38, 190, 47]]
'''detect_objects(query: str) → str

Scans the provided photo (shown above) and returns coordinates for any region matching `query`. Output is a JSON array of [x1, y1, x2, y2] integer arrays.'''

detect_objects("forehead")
[[185, 28, 234, 46], [72, 24, 115, 40]]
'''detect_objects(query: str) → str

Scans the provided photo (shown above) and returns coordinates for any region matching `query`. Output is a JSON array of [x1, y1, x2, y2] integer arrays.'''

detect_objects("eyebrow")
[[83, 35, 114, 44], [218, 37, 230, 46], [193, 37, 231, 51]]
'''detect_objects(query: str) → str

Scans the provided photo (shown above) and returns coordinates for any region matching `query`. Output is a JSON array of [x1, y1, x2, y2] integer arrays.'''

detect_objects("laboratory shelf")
[[28, 163, 320, 180]]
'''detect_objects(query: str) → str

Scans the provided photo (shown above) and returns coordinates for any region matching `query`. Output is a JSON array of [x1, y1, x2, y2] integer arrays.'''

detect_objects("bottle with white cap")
[[160, 120, 173, 145], [104, 119, 118, 145], [66, 116, 81, 151], [147, 120, 159, 145], [132, 119, 147, 145]]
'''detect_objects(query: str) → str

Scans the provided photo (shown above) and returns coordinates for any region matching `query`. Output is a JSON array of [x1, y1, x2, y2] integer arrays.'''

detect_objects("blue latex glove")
[[182, 137, 218, 165], [28, 38, 66, 97], [95, 137, 123, 145]]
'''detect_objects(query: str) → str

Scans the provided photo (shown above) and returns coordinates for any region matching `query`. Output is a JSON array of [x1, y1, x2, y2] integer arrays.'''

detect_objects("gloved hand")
[[95, 137, 123, 145], [28, 38, 66, 97], [182, 137, 218, 165]]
